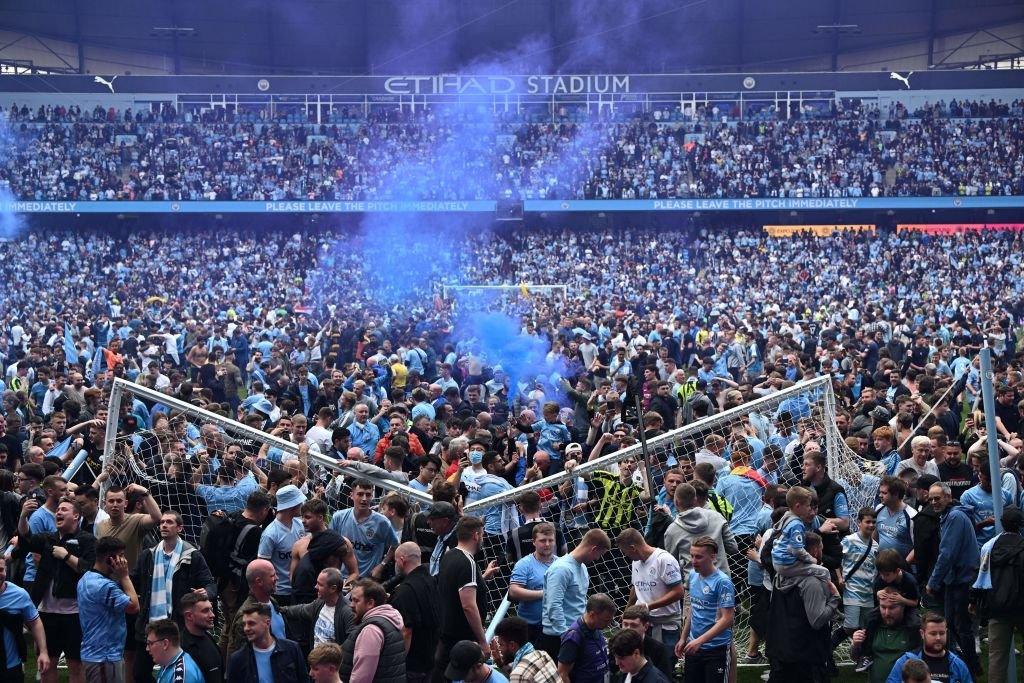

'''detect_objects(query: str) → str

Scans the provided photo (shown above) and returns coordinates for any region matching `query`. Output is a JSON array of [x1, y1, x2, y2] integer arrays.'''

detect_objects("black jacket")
[[974, 531, 1024, 619], [180, 628, 224, 683], [291, 531, 347, 604], [133, 540, 217, 641], [281, 598, 355, 656], [226, 637, 309, 683], [227, 594, 287, 659], [913, 505, 942, 586], [20, 527, 96, 605]]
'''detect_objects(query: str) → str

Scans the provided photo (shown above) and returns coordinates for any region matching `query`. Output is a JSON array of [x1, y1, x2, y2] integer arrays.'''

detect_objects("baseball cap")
[[869, 406, 891, 422], [445, 641, 486, 681], [426, 502, 458, 519], [565, 442, 583, 456], [915, 474, 940, 491], [275, 484, 306, 511]]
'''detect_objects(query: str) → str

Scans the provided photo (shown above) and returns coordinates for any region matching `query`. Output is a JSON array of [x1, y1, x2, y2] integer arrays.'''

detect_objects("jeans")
[[651, 624, 681, 658], [943, 582, 980, 673]]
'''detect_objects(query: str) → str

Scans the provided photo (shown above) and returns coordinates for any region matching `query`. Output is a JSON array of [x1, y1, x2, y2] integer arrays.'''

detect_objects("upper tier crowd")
[[0, 221, 1023, 683], [2, 97, 1022, 201]]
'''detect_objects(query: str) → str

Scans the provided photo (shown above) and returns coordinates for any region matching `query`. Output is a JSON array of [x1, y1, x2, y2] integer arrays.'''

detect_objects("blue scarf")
[[511, 642, 536, 669]]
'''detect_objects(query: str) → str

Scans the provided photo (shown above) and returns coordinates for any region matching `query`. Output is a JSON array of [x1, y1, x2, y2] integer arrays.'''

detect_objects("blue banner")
[[0, 200, 497, 214], [526, 196, 1024, 212], [2, 196, 1022, 214]]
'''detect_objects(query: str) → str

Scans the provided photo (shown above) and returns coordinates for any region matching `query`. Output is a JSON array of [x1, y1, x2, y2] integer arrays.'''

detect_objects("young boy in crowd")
[[771, 486, 832, 584], [839, 507, 879, 637], [770, 486, 835, 624], [853, 548, 922, 673], [873, 548, 920, 610]]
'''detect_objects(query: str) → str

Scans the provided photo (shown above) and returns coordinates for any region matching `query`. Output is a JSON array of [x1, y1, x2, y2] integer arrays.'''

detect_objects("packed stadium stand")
[[3, 99, 1024, 201]]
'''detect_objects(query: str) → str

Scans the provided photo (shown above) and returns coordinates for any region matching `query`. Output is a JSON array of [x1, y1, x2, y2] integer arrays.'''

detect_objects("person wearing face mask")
[[452, 438, 489, 492]]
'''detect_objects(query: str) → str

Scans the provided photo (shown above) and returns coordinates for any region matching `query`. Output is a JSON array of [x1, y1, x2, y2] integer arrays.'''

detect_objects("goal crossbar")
[[463, 374, 833, 513], [441, 283, 568, 298], [105, 378, 433, 505]]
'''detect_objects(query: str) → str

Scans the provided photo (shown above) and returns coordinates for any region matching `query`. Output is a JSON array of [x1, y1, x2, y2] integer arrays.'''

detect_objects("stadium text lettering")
[[383, 75, 630, 95], [3, 201, 78, 212], [263, 201, 475, 212], [652, 198, 861, 210]]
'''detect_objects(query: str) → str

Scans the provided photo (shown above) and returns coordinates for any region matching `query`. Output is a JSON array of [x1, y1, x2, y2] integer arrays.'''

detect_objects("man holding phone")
[[78, 536, 141, 683]]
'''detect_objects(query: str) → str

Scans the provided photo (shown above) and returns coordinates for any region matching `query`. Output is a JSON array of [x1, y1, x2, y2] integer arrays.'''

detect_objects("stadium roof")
[[0, 0, 1021, 75]]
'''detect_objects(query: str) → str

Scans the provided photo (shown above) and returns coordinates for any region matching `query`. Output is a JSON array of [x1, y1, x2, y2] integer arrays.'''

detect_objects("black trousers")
[[683, 645, 729, 683]]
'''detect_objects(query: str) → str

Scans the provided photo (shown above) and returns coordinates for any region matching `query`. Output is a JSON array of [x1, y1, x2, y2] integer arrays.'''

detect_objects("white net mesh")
[[466, 375, 880, 663], [442, 284, 568, 317], [100, 379, 432, 544], [100, 376, 878, 663]]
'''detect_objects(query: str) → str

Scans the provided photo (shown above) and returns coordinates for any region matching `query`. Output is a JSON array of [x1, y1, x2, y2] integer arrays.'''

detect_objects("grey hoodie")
[[663, 506, 738, 574]]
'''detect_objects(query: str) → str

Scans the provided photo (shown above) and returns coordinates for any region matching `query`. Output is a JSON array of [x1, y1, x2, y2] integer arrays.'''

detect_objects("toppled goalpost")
[[465, 375, 877, 662]]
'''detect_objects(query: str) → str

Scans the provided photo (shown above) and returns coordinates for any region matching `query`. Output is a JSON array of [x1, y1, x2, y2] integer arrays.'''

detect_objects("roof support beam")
[[72, 0, 84, 73]]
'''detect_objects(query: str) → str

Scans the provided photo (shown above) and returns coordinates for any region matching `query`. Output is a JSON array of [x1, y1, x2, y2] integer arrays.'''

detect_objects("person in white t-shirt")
[[615, 528, 685, 654]]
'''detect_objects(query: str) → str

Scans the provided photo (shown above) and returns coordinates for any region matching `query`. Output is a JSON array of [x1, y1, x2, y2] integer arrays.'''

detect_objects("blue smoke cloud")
[[309, 21, 623, 389], [465, 312, 573, 410], [0, 111, 24, 239]]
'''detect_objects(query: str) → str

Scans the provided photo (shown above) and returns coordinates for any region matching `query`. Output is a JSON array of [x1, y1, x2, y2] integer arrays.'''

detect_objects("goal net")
[[442, 283, 568, 316], [466, 375, 880, 663], [98, 378, 432, 549]]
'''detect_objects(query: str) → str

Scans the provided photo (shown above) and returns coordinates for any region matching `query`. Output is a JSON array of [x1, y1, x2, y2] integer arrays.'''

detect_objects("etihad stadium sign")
[[382, 74, 631, 95]]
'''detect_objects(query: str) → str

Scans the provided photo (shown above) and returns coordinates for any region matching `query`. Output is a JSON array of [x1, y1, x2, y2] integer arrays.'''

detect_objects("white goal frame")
[[464, 374, 837, 514], [103, 377, 433, 505], [441, 283, 568, 299]]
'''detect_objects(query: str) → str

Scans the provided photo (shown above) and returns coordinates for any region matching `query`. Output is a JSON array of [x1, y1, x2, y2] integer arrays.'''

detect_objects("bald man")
[[389, 542, 439, 682], [226, 559, 289, 659]]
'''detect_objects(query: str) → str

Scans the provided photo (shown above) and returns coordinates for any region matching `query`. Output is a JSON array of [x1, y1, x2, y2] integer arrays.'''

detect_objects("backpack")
[[200, 511, 260, 583], [759, 528, 778, 582], [999, 468, 1022, 501], [645, 507, 673, 549], [980, 534, 1024, 618]]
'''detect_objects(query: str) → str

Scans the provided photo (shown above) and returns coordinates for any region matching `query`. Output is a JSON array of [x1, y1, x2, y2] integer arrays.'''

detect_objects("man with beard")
[[884, 613, 972, 683]]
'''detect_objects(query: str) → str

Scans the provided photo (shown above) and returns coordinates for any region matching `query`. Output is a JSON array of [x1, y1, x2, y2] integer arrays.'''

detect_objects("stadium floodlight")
[[814, 24, 862, 34], [150, 26, 197, 38]]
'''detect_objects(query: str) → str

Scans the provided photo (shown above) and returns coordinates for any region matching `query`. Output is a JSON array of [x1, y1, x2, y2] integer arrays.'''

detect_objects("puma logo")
[[889, 72, 912, 89], [94, 75, 118, 94]]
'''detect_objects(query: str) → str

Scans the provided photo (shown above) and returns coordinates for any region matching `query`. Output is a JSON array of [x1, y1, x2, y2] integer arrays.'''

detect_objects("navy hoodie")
[[927, 504, 980, 591]]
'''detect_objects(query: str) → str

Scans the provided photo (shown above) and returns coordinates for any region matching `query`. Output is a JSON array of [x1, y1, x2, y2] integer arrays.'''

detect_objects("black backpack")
[[200, 511, 260, 583], [979, 533, 1024, 619], [759, 528, 778, 582], [644, 507, 673, 550]]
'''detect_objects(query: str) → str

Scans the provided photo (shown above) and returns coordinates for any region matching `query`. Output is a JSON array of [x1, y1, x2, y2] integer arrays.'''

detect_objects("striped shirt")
[[591, 471, 644, 533]]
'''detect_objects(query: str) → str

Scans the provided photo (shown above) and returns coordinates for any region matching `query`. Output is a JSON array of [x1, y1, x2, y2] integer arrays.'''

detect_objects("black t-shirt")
[[506, 518, 567, 562], [389, 565, 440, 673], [938, 460, 973, 501], [872, 569, 920, 605], [181, 628, 224, 683], [437, 547, 485, 645], [921, 651, 951, 682]]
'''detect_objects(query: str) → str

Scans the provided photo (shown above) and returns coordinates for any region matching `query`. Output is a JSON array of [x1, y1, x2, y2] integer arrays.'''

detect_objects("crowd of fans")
[[2, 97, 1022, 201], [0, 220, 1022, 683]]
